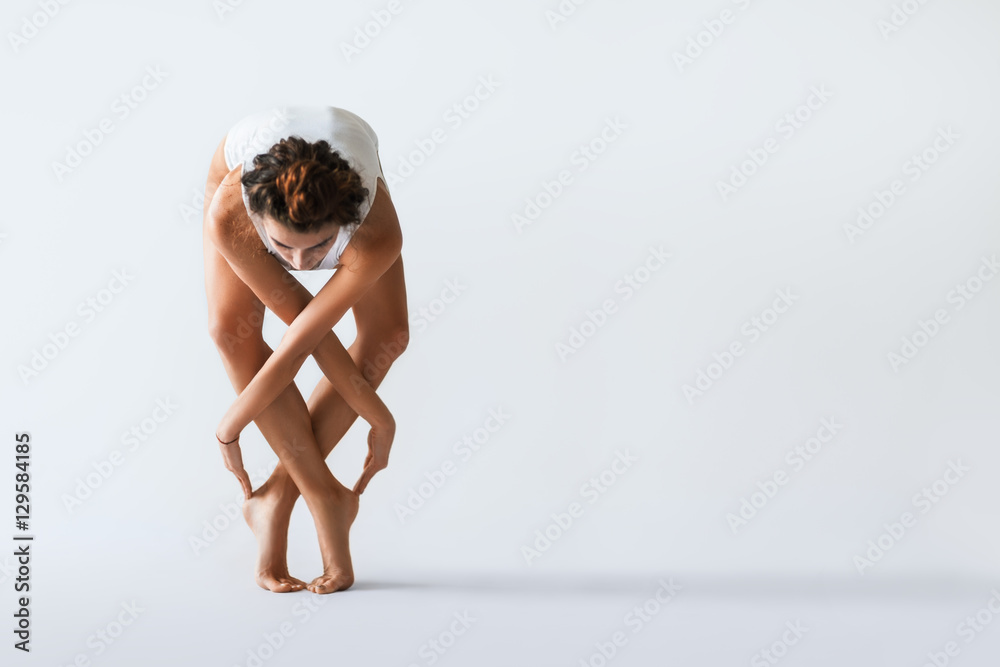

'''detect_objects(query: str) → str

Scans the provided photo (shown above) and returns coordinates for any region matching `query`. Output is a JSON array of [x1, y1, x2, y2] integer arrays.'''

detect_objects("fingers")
[[218, 440, 252, 499], [353, 459, 388, 495], [352, 470, 371, 495], [354, 428, 393, 495], [238, 469, 252, 500], [354, 465, 379, 495]]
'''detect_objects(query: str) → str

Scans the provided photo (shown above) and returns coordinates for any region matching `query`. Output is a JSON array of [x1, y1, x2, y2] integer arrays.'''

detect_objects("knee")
[[381, 325, 409, 360], [207, 310, 265, 356], [358, 325, 409, 379]]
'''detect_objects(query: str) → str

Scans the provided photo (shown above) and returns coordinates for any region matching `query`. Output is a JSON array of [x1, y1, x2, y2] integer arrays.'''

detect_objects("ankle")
[[302, 479, 354, 506], [257, 476, 300, 506]]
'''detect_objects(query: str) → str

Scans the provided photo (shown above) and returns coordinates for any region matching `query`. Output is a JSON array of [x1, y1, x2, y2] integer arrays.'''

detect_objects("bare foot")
[[242, 488, 306, 593], [305, 486, 359, 594]]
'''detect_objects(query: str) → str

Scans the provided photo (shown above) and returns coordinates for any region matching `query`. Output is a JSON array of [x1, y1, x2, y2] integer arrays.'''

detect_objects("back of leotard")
[[223, 106, 386, 270]]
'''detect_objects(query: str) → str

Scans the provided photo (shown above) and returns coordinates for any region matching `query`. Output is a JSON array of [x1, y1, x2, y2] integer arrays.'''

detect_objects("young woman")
[[201, 106, 408, 595]]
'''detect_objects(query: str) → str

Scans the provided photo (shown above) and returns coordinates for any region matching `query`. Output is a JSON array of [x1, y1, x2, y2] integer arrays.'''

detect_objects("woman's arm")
[[214, 233, 401, 442], [208, 174, 401, 437], [207, 177, 404, 442]]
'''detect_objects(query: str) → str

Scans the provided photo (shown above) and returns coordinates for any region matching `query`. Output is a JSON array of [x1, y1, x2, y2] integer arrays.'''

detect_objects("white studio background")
[[2, 0, 1000, 665]]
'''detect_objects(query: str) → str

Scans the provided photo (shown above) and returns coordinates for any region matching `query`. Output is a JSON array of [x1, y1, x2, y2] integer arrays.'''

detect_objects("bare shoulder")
[[362, 177, 401, 241], [339, 177, 402, 267], [206, 166, 260, 254]]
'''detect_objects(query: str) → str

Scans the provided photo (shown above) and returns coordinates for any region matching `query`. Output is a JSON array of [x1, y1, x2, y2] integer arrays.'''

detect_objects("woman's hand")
[[217, 431, 252, 500], [353, 420, 395, 495]]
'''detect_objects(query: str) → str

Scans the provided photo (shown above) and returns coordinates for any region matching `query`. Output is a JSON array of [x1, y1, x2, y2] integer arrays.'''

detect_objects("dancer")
[[201, 106, 407, 594]]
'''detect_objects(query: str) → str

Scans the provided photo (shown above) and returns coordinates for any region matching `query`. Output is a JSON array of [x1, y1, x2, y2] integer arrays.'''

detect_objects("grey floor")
[[25, 537, 1000, 667]]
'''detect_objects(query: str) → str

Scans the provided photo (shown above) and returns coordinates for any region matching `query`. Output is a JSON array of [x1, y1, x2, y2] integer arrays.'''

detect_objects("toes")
[[307, 574, 353, 594], [308, 578, 334, 594], [258, 573, 295, 593], [280, 576, 306, 591]]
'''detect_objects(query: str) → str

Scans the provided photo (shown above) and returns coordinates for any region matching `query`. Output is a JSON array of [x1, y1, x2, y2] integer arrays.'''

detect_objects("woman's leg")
[[202, 143, 358, 593], [258, 255, 409, 571]]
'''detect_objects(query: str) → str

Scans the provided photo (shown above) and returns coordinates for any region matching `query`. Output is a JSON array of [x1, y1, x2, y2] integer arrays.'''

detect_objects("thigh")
[[351, 252, 408, 344], [203, 137, 266, 347], [204, 230, 266, 354], [345, 175, 407, 343], [304, 252, 408, 421]]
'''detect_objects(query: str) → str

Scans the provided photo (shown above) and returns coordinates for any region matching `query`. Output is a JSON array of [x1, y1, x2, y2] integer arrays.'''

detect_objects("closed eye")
[[271, 235, 334, 251]]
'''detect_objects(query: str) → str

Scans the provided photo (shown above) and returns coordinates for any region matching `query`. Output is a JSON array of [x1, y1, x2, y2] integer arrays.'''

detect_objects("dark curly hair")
[[240, 135, 370, 233]]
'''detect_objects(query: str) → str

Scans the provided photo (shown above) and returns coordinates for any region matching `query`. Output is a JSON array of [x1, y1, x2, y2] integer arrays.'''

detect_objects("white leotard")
[[222, 106, 386, 270]]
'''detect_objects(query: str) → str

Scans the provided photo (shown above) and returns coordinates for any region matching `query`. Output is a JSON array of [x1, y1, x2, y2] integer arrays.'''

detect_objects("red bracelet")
[[216, 432, 239, 445]]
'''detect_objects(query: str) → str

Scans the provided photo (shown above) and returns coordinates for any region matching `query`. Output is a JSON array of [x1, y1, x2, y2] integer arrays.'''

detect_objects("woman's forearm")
[[311, 330, 394, 430], [241, 274, 393, 434], [216, 342, 307, 442], [217, 329, 393, 442]]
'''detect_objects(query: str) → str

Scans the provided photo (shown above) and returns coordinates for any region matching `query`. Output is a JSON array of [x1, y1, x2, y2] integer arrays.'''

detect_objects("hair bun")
[[275, 159, 338, 224], [241, 136, 371, 232]]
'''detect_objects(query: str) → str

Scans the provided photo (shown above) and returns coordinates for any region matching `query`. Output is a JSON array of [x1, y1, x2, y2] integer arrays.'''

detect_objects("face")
[[262, 218, 338, 270]]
